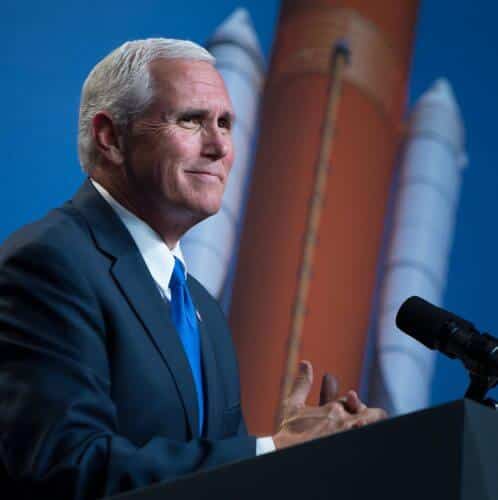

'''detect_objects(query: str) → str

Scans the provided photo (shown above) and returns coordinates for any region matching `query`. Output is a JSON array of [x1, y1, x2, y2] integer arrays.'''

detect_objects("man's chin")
[[196, 202, 222, 219], [184, 197, 223, 223]]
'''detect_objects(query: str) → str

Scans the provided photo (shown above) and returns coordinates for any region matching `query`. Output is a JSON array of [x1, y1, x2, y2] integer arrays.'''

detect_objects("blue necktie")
[[169, 257, 204, 434]]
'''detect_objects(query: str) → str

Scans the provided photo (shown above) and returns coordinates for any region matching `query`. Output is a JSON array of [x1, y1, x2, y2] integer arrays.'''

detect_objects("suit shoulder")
[[0, 203, 91, 263]]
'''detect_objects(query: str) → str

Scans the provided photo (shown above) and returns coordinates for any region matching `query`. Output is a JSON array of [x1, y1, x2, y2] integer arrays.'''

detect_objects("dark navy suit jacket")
[[0, 180, 255, 499]]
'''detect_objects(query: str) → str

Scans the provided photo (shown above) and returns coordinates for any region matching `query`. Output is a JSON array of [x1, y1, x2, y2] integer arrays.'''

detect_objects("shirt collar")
[[90, 179, 186, 295]]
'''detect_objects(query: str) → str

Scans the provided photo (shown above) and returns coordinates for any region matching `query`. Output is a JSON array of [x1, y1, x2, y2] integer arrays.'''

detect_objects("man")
[[0, 38, 385, 499]]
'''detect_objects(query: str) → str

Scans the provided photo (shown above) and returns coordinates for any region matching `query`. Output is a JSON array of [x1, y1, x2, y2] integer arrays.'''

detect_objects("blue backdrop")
[[2, 0, 498, 405]]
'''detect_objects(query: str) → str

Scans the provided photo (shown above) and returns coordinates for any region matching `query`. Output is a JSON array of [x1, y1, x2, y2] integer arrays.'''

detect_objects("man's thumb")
[[287, 360, 313, 407]]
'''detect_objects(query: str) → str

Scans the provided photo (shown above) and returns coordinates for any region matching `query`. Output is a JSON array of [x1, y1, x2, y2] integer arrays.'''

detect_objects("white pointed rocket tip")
[[411, 77, 468, 168], [228, 7, 250, 24], [418, 78, 459, 114], [208, 7, 264, 62], [431, 79, 468, 169]]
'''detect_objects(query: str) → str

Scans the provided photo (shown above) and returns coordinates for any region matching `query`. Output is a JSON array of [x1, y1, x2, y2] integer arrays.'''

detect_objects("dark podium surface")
[[110, 399, 498, 500]]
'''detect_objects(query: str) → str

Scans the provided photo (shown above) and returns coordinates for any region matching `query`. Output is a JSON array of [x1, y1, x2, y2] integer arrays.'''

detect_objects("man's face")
[[122, 59, 234, 221]]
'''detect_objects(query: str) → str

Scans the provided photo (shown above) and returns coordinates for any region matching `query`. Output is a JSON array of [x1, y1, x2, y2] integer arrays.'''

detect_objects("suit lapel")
[[190, 282, 223, 439], [111, 255, 199, 436], [70, 180, 199, 437]]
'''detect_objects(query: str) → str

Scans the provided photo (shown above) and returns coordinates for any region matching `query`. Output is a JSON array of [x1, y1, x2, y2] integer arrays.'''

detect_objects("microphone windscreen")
[[395, 296, 472, 349]]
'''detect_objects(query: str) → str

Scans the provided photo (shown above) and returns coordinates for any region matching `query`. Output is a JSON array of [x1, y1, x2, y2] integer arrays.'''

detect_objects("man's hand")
[[273, 360, 387, 449]]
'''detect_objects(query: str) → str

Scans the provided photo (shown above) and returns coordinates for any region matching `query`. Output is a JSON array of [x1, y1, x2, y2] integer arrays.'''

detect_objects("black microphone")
[[396, 296, 498, 377]]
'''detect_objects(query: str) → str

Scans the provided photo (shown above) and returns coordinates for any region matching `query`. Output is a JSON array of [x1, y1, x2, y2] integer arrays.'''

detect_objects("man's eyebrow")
[[220, 110, 236, 124], [177, 108, 209, 118], [176, 108, 236, 123]]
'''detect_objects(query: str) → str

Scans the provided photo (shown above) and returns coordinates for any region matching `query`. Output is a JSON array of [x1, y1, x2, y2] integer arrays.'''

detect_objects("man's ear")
[[92, 111, 125, 165]]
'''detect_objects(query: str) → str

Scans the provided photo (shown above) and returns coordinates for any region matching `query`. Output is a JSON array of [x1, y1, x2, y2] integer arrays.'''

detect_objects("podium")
[[110, 399, 498, 499]]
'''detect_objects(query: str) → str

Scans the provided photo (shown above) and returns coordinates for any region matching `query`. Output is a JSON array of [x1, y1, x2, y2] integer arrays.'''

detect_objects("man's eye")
[[218, 118, 232, 130], [179, 116, 202, 127]]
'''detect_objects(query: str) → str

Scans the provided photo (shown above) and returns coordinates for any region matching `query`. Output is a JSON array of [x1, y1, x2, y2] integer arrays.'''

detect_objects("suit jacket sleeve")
[[0, 241, 256, 499]]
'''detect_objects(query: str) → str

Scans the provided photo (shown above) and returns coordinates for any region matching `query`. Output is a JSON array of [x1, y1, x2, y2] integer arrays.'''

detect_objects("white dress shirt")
[[90, 179, 275, 456]]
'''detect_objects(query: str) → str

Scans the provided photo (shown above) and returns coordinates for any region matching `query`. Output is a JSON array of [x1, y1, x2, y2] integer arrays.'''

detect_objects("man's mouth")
[[184, 170, 222, 182]]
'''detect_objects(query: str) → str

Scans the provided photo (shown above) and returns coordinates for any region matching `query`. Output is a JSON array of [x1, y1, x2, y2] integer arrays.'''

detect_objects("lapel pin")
[[196, 309, 202, 322]]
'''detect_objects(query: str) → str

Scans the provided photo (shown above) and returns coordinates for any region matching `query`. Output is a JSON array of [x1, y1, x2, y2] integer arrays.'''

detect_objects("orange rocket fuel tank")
[[229, 0, 419, 435]]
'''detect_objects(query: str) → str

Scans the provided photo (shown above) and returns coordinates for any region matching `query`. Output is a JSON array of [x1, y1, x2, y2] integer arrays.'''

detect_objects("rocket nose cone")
[[430, 78, 457, 106], [230, 7, 250, 24], [208, 7, 265, 69], [418, 77, 460, 116], [212, 7, 252, 39], [410, 77, 467, 163]]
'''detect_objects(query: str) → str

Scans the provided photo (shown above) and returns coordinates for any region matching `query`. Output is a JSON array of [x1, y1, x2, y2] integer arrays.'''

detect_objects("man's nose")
[[201, 126, 230, 161]]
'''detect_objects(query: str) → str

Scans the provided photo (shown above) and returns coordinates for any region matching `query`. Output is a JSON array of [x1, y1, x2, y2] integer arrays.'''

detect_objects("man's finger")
[[287, 360, 313, 407], [342, 390, 367, 414], [319, 373, 339, 406], [351, 407, 388, 429]]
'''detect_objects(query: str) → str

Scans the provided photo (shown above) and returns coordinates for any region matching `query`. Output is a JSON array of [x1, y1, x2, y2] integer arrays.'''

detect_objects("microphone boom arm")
[[465, 372, 498, 409]]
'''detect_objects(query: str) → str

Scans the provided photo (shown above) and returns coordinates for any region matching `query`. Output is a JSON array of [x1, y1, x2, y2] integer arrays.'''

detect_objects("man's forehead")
[[149, 58, 231, 107]]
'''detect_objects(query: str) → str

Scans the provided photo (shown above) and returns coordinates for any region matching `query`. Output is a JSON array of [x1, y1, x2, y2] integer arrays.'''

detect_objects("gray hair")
[[78, 38, 215, 173]]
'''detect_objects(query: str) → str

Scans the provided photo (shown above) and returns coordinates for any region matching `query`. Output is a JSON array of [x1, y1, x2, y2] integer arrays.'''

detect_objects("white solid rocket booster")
[[182, 8, 265, 300], [368, 79, 468, 415]]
